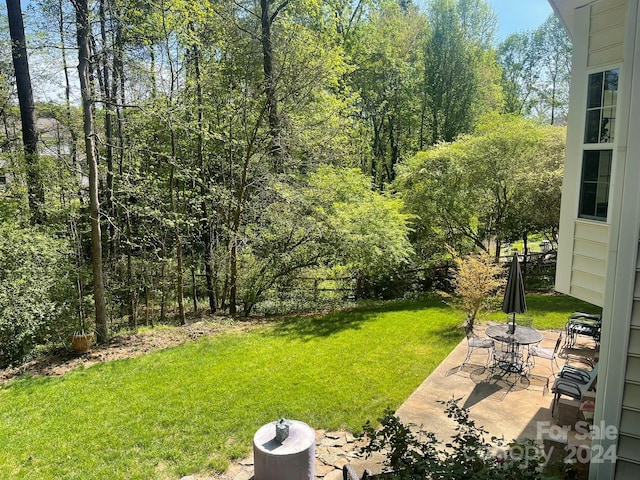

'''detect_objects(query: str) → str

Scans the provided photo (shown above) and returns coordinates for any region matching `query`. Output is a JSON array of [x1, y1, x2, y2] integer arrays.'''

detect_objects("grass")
[[0, 294, 595, 479], [482, 293, 601, 330]]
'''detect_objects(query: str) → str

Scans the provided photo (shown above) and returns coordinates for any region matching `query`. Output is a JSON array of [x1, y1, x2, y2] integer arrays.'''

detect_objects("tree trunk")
[[191, 266, 198, 313], [6, 0, 45, 225], [75, 0, 108, 344], [98, 0, 116, 258], [191, 30, 217, 313], [523, 235, 529, 278], [260, 0, 285, 165]]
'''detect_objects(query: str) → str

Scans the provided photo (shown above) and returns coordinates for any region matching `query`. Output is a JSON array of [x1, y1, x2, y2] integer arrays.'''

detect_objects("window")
[[579, 150, 612, 220], [585, 69, 618, 143], [578, 68, 618, 222]]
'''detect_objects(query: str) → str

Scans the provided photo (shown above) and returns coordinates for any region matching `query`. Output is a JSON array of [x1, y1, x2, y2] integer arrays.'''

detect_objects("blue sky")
[[488, 0, 554, 40]]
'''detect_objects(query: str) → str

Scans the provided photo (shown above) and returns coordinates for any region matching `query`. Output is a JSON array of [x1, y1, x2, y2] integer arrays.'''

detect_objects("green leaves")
[[0, 223, 73, 367], [395, 114, 565, 260]]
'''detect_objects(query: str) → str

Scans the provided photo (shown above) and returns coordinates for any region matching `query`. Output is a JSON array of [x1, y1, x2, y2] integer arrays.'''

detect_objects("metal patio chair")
[[527, 332, 563, 377], [462, 330, 494, 369]]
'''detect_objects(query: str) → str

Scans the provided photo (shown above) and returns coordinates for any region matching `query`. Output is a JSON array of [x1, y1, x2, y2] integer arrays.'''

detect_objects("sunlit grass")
[[0, 294, 592, 479]]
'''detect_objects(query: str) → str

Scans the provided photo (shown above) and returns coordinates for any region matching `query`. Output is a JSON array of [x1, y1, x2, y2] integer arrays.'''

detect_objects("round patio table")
[[485, 324, 544, 346], [485, 324, 543, 373]]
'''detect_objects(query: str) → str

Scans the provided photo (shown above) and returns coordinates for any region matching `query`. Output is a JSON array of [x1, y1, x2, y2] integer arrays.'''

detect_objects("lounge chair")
[[565, 312, 602, 348], [550, 363, 598, 415]]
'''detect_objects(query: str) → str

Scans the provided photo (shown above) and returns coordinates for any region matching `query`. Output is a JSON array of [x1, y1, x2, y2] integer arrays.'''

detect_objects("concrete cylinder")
[[253, 420, 315, 480]]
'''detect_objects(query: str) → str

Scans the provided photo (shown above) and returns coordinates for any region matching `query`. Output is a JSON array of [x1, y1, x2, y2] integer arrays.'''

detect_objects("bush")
[[0, 225, 73, 368], [442, 251, 504, 332], [361, 401, 574, 479]]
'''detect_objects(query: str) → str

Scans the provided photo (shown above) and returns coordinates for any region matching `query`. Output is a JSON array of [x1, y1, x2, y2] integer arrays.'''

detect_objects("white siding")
[[588, 0, 626, 68], [569, 221, 609, 305]]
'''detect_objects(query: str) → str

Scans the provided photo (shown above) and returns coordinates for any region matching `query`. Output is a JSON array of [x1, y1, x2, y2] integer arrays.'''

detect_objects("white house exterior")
[[549, 0, 640, 478]]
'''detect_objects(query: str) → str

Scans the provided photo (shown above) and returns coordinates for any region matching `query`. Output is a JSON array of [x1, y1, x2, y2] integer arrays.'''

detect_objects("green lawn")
[[0, 295, 596, 479]]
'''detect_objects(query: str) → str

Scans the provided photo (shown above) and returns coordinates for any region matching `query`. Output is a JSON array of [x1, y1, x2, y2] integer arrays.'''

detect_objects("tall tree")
[[395, 114, 565, 261], [420, 0, 499, 146], [497, 15, 572, 124], [498, 31, 542, 116], [534, 15, 572, 124], [260, 0, 287, 167], [348, 1, 425, 187], [75, 0, 108, 343], [6, 0, 45, 224]]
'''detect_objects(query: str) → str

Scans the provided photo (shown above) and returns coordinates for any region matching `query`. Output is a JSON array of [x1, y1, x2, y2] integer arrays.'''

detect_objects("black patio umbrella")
[[502, 252, 527, 332]]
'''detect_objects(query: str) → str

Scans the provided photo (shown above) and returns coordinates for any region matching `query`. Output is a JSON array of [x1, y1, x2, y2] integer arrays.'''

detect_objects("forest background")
[[0, 0, 571, 368]]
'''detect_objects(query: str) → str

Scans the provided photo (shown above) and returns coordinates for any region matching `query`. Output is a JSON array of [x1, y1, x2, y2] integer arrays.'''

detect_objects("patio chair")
[[491, 337, 525, 374], [514, 317, 533, 328], [527, 332, 563, 377], [550, 364, 598, 416], [462, 330, 494, 369], [565, 312, 602, 348], [558, 362, 599, 384]]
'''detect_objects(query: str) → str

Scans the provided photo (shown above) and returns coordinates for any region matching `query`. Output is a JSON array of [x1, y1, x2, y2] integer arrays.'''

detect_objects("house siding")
[[588, 0, 626, 67], [552, 0, 640, 478], [569, 222, 608, 305], [616, 0, 640, 476]]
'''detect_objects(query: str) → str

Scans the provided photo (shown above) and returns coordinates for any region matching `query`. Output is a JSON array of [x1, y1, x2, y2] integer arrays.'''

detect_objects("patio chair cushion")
[[558, 363, 598, 384], [550, 364, 598, 415]]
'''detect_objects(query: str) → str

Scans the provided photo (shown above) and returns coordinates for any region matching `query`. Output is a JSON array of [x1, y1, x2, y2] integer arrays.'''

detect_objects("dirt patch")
[[0, 317, 254, 385]]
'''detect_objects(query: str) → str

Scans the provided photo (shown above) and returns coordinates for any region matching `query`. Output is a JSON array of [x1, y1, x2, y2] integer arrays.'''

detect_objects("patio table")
[[485, 324, 543, 374]]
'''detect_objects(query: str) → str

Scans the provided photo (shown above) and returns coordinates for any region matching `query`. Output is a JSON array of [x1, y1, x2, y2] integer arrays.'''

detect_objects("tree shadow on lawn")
[[268, 298, 453, 341]]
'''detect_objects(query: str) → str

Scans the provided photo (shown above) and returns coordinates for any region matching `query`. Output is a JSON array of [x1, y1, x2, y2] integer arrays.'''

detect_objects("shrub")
[[443, 251, 504, 332], [361, 401, 573, 479], [0, 224, 73, 368]]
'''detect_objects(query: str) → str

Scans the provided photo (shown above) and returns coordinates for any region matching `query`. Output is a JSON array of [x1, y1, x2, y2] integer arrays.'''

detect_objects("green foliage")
[[498, 14, 572, 124], [422, 0, 501, 145], [236, 166, 414, 313], [445, 250, 504, 329], [0, 224, 73, 367], [362, 402, 568, 479], [395, 114, 565, 262]]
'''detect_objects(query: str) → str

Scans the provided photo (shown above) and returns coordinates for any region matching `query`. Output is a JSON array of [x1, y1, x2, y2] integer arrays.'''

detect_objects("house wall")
[[587, 0, 626, 67], [553, 0, 640, 478], [555, 0, 625, 307], [590, 0, 640, 478]]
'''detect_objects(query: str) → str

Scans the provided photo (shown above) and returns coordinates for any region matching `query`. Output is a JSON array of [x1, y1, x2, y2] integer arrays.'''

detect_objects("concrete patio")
[[352, 322, 598, 478]]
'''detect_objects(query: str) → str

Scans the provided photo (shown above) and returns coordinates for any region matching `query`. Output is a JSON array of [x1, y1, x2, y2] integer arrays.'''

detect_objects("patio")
[[353, 323, 598, 478]]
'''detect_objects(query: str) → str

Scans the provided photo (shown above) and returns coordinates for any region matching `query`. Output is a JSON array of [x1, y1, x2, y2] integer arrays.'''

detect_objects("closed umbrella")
[[502, 252, 527, 332]]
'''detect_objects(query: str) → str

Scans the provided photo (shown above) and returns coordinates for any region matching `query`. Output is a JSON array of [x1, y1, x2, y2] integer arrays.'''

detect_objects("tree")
[[447, 250, 503, 331], [498, 31, 542, 116], [347, 1, 426, 187], [497, 15, 572, 124], [395, 114, 565, 262], [235, 165, 413, 314], [75, 0, 108, 343], [6, 0, 45, 224], [534, 15, 572, 124]]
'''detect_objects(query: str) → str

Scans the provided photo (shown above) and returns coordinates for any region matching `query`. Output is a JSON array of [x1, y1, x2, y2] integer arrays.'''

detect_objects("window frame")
[[577, 66, 621, 222]]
